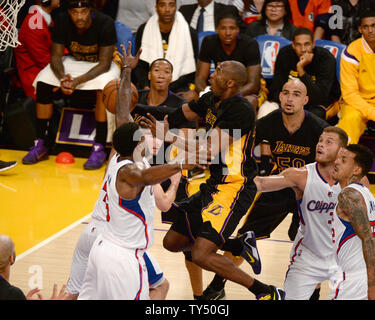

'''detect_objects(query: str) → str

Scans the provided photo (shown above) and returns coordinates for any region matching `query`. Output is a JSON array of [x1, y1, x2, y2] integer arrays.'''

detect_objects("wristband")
[[259, 155, 273, 176], [121, 65, 132, 71]]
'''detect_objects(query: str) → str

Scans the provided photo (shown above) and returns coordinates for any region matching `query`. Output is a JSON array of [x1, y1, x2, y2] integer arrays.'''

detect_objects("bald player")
[[202, 79, 330, 299], [0, 235, 70, 300], [142, 60, 285, 300]]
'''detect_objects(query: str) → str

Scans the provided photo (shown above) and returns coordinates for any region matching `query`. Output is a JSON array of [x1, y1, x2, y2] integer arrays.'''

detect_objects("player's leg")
[[201, 251, 242, 300], [66, 219, 103, 298], [163, 229, 194, 252], [191, 228, 284, 300], [195, 185, 284, 299], [183, 251, 204, 300], [163, 192, 203, 253], [144, 252, 170, 300], [283, 234, 327, 300], [202, 190, 294, 299]]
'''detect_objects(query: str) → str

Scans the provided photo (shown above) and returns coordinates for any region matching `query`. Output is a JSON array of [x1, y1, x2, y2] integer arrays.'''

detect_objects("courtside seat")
[[114, 21, 133, 53], [315, 39, 347, 83], [254, 35, 291, 80], [198, 31, 216, 74]]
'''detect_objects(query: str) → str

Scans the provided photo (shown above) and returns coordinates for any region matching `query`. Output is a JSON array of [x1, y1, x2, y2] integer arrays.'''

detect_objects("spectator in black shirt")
[[137, 59, 186, 108], [22, 0, 120, 170], [267, 27, 340, 119], [131, 58, 195, 128], [134, 0, 199, 94], [245, 0, 297, 40], [330, 0, 375, 45], [0, 235, 71, 300], [191, 12, 261, 109]]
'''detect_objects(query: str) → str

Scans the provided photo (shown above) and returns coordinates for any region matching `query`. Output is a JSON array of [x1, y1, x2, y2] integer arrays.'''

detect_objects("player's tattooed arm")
[[50, 43, 66, 80], [338, 188, 375, 299]]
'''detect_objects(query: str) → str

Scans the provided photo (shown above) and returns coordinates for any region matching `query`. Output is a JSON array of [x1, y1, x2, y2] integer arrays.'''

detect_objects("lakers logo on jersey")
[[205, 108, 217, 128], [207, 204, 224, 216]]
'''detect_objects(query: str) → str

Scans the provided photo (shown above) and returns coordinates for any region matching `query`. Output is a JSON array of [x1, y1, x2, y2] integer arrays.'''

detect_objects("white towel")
[[140, 11, 196, 82], [33, 56, 120, 91]]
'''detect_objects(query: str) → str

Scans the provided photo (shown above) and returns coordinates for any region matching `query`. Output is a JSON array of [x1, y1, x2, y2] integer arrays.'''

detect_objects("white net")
[[0, 0, 26, 51]]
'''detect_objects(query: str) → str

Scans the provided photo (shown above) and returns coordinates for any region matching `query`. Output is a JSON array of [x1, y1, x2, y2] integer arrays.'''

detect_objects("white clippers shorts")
[[78, 234, 150, 300], [67, 219, 164, 296], [329, 270, 368, 300], [283, 233, 341, 300], [66, 218, 105, 295]]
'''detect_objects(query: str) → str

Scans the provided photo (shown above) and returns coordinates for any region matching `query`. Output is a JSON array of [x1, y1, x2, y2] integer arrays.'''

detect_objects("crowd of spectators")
[[1, 0, 375, 301], [1, 0, 375, 163]]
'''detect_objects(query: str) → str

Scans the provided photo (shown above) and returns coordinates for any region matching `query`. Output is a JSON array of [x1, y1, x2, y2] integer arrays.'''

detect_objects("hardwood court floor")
[[1, 147, 352, 300]]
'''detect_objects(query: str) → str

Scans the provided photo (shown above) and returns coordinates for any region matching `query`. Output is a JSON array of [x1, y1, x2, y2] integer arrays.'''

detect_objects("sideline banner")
[[56, 108, 111, 146]]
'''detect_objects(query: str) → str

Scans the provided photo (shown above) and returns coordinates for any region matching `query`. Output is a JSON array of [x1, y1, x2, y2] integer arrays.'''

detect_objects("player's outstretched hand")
[[140, 113, 170, 141], [118, 41, 142, 70], [26, 284, 73, 300]]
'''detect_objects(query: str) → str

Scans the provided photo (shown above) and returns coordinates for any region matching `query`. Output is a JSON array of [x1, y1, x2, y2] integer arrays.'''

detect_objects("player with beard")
[[202, 79, 330, 299]]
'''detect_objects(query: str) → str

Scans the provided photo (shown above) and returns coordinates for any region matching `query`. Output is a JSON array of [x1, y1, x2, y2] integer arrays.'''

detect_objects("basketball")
[[102, 78, 138, 114]]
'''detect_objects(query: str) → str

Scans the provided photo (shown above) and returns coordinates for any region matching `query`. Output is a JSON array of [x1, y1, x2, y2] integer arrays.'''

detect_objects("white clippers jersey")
[[298, 163, 342, 257], [91, 155, 119, 222], [103, 155, 156, 250], [333, 183, 375, 274]]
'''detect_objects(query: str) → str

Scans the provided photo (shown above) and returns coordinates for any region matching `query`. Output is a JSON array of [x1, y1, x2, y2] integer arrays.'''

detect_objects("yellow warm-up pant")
[[337, 103, 368, 144]]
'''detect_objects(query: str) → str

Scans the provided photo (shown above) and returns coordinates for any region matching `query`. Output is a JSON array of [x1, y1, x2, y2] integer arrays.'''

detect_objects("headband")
[[68, 1, 91, 8]]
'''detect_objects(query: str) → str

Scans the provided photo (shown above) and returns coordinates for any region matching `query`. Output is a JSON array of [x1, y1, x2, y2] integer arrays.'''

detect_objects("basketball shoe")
[[84, 143, 106, 170], [0, 160, 17, 172], [22, 138, 49, 164], [256, 285, 285, 300], [200, 285, 226, 300], [239, 231, 261, 275]]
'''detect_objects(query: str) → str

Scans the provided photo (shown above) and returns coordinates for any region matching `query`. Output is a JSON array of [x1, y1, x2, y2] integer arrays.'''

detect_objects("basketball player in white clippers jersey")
[[77, 43, 204, 300], [66, 147, 179, 299], [254, 126, 349, 300], [66, 43, 180, 299], [329, 144, 375, 300]]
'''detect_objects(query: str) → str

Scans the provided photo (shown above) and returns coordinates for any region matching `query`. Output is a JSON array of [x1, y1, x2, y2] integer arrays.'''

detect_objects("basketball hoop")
[[0, 0, 26, 51]]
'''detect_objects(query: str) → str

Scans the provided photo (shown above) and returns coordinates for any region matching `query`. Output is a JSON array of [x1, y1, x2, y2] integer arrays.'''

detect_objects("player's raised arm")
[[337, 188, 375, 300], [115, 42, 142, 128], [254, 167, 307, 197]]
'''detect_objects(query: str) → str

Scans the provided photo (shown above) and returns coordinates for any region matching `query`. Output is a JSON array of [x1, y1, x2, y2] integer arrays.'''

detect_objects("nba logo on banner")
[[261, 41, 280, 78], [324, 45, 338, 58]]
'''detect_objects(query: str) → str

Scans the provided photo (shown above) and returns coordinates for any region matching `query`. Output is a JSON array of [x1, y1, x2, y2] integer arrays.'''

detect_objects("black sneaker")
[[0, 160, 17, 172], [200, 285, 226, 300], [239, 231, 261, 274], [256, 285, 285, 300]]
